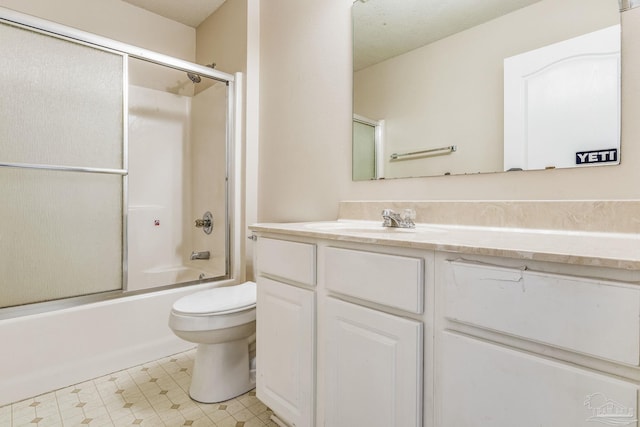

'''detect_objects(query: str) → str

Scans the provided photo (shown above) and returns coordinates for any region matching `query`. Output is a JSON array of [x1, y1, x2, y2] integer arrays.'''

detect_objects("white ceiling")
[[121, 0, 226, 27], [121, 0, 543, 71], [353, 0, 542, 71]]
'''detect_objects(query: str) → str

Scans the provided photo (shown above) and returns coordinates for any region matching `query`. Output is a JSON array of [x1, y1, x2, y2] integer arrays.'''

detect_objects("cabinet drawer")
[[444, 260, 640, 365], [324, 247, 424, 313], [257, 237, 316, 286]]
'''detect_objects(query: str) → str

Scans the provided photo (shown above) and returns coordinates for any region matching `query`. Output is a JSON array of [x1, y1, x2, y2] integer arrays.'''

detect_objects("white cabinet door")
[[437, 332, 639, 427], [257, 277, 315, 427], [325, 298, 423, 427]]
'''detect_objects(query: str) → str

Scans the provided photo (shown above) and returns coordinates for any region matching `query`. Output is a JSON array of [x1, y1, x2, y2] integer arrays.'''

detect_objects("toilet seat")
[[172, 281, 256, 316], [169, 281, 256, 332], [169, 307, 256, 332]]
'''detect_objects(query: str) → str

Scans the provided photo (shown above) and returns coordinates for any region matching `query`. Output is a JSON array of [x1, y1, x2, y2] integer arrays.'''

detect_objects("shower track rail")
[[0, 7, 235, 84], [0, 161, 128, 175]]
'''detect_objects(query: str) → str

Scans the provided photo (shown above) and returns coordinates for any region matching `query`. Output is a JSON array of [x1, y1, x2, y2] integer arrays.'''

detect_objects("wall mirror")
[[352, 0, 623, 180]]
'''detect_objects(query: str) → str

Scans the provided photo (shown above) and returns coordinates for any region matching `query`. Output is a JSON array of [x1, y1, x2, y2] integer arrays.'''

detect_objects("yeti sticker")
[[576, 149, 618, 165]]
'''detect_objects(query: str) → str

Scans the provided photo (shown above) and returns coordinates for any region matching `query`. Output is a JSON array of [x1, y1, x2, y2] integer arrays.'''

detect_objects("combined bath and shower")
[[187, 62, 216, 83]]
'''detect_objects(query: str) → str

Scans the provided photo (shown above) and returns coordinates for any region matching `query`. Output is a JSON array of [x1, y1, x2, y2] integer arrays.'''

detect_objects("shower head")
[[186, 62, 216, 84], [187, 72, 201, 83]]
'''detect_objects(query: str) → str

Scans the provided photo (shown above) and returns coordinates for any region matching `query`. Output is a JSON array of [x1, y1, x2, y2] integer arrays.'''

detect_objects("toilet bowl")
[[169, 281, 257, 403]]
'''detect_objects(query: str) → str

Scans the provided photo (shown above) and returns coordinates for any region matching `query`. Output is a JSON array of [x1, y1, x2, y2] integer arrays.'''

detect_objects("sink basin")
[[302, 221, 445, 234]]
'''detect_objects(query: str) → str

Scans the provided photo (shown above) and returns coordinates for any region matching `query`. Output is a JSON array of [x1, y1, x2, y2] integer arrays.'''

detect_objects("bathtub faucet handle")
[[195, 211, 213, 234], [195, 218, 211, 228]]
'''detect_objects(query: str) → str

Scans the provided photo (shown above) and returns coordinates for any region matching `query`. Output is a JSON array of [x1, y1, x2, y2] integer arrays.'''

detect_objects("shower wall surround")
[[127, 80, 229, 291]]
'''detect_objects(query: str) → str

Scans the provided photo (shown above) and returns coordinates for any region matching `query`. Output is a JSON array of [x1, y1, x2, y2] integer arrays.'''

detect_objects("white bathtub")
[[0, 277, 237, 406]]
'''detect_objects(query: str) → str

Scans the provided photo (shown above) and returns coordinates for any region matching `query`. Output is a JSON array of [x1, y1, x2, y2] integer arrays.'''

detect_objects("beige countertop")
[[249, 220, 640, 271]]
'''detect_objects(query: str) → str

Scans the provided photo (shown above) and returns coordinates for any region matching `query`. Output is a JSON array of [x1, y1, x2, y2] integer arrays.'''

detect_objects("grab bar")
[[0, 161, 127, 175], [390, 145, 457, 160]]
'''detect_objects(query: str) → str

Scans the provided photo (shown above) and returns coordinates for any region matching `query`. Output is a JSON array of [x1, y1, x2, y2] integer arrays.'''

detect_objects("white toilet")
[[168, 281, 257, 403]]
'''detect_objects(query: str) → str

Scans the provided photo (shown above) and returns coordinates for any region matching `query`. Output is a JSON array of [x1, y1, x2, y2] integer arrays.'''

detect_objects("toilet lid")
[[172, 281, 256, 315]]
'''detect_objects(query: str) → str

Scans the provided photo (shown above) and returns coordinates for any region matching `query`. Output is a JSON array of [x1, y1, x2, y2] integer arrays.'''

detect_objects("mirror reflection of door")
[[353, 115, 384, 180], [504, 25, 621, 171]]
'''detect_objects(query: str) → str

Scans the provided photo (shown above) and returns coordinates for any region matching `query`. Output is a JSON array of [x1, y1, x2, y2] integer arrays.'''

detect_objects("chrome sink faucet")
[[381, 208, 416, 228]]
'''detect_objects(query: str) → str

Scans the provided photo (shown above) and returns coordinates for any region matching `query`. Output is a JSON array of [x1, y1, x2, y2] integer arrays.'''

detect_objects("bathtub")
[[0, 277, 237, 406]]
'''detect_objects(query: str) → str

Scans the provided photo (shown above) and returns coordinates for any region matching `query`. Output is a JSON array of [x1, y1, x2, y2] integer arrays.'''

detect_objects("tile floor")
[[0, 349, 277, 427]]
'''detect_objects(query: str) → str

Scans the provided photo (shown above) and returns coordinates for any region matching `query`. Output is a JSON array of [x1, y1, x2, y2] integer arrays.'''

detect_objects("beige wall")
[[0, 0, 195, 60], [196, 0, 248, 74], [354, 0, 618, 178], [258, 0, 353, 222], [258, 1, 640, 223]]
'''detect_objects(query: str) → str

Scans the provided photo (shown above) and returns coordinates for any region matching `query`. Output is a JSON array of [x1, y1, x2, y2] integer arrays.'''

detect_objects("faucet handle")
[[195, 218, 212, 228], [402, 208, 416, 228], [402, 208, 416, 221], [195, 211, 213, 235], [381, 209, 395, 227]]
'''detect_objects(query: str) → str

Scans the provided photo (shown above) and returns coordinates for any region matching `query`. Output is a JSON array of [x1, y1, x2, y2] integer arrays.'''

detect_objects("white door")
[[256, 277, 315, 427], [504, 25, 620, 171], [325, 297, 423, 427], [436, 332, 639, 427]]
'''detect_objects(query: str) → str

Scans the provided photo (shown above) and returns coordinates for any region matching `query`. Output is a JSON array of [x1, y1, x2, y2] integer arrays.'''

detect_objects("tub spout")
[[191, 251, 210, 260]]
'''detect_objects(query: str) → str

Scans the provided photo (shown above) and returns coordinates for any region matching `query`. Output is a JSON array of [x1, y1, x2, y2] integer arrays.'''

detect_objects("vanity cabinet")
[[253, 226, 640, 427], [435, 256, 640, 427]]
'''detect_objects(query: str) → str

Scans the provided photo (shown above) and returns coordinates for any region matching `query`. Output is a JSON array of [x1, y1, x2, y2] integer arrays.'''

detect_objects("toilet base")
[[189, 339, 255, 403]]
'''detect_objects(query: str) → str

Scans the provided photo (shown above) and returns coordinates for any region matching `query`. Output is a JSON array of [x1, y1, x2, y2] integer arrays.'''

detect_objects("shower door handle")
[[195, 211, 213, 234]]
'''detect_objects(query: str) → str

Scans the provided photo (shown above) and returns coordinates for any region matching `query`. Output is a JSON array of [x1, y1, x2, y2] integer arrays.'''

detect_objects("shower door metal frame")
[[0, 6, 236, 317]]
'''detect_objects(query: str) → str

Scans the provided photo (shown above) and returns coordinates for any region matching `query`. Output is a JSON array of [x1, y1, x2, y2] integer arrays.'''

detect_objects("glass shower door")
[[0, 22, 126, 308]]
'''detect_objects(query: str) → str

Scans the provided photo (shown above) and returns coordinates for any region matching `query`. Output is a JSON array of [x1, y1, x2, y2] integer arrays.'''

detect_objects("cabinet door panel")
[[325, 298, 422, 427], [257, 277, 315, 427], [438, 332, 639, 427]]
